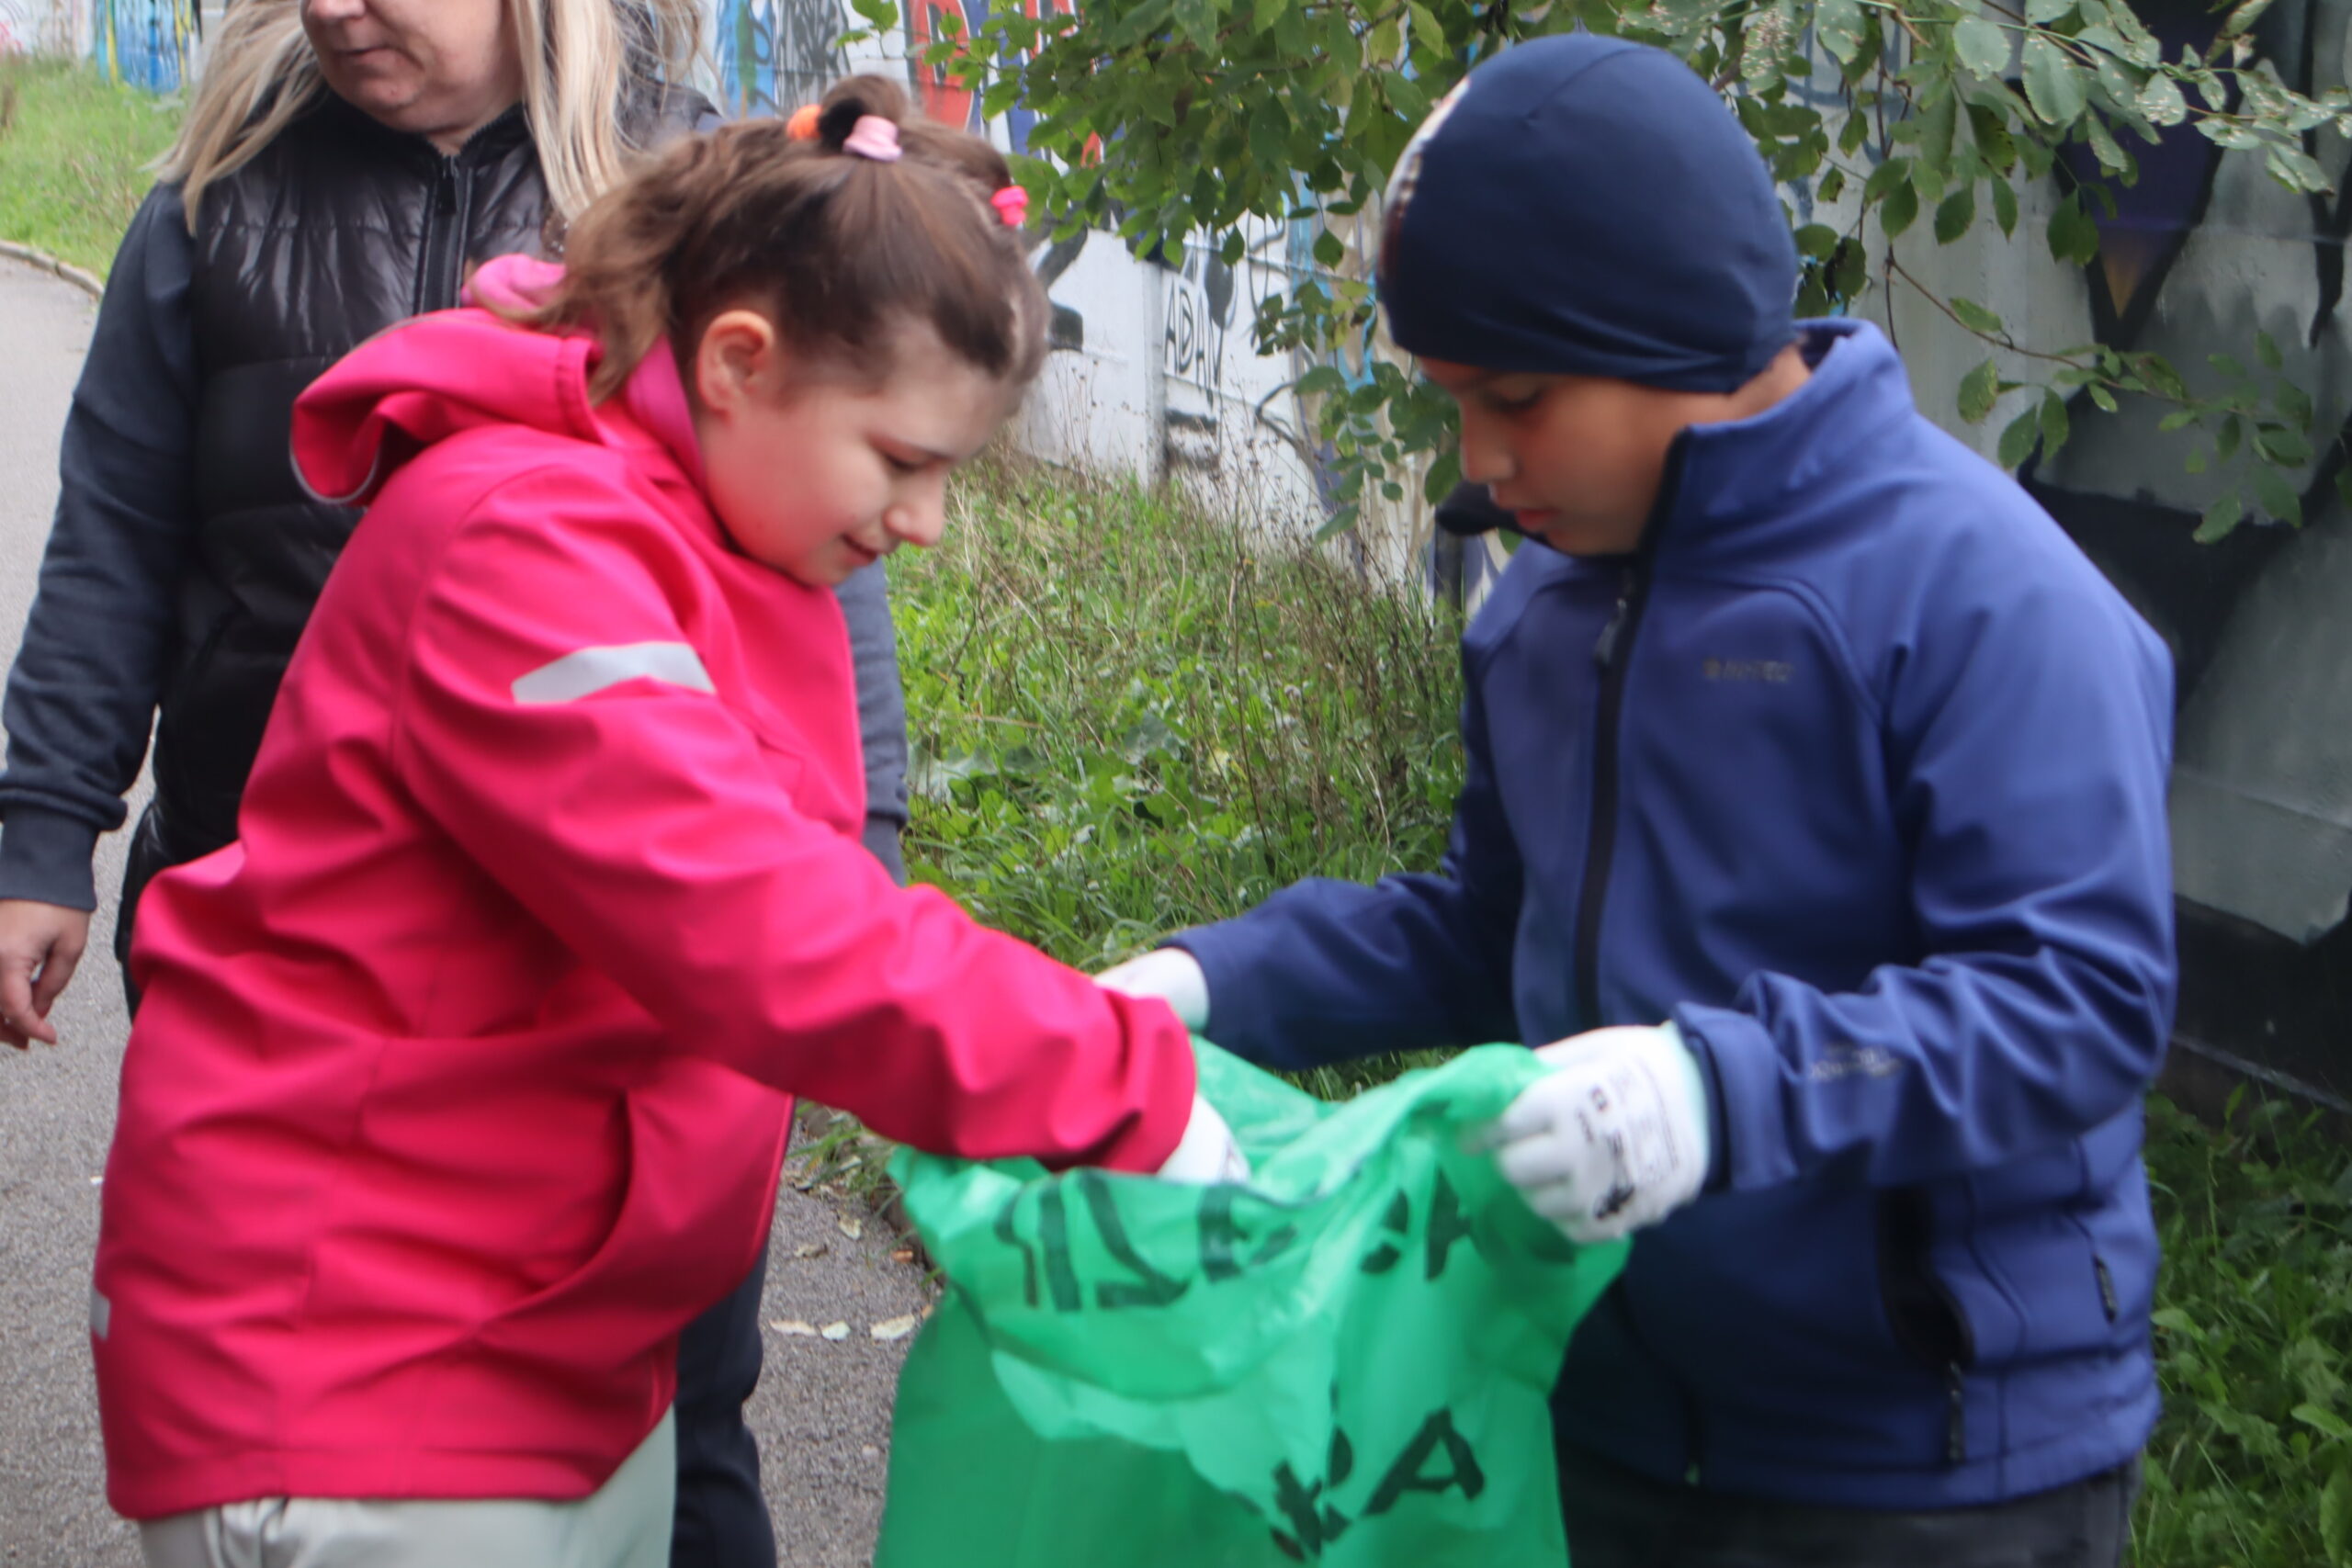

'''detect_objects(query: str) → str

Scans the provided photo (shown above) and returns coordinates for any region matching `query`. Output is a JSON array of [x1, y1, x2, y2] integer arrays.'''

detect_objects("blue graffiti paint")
[[93, 0, 194, 93]]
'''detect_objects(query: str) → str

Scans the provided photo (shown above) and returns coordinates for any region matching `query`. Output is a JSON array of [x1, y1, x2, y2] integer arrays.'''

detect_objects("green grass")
[[897, 456, 1464, 1100], [2137, 1091, 2352, 1566], [0, 54, 179, 276]]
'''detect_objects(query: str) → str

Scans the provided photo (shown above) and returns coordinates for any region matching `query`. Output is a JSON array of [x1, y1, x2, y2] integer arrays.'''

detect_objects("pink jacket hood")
[[292, 254, 707, 508]]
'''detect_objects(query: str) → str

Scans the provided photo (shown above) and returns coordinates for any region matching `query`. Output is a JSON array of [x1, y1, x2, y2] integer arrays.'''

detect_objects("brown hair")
[[498, 75, 1047, 403]]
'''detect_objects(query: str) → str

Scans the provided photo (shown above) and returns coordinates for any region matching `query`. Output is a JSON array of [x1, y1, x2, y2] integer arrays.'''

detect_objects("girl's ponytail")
[[492, 76, 1046, 404]]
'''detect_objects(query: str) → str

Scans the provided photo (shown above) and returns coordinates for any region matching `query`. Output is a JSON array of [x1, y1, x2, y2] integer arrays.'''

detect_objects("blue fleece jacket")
[[1175, 320, 2177, 1508]]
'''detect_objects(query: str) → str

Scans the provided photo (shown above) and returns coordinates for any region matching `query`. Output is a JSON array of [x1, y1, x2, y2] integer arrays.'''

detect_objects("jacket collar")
[[1645, 319, 1917, 559]]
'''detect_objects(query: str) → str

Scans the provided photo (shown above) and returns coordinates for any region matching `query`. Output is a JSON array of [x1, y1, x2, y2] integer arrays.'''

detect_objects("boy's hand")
[[1490, 1024, 1709, 1243], [1093, 948, 1209, 1032], [1154, 1092, 1250, 1184]]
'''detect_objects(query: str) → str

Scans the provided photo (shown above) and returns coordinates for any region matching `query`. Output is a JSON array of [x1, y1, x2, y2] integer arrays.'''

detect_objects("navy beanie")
[[1379, 36, 1799, 392]]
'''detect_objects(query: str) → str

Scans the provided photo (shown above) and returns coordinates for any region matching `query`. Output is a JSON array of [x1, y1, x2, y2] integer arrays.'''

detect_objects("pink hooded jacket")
[[90, 259, 1195, 1518]]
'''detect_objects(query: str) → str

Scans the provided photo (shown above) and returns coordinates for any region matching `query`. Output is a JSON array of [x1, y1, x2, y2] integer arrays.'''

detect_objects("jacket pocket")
[[1877, 1186, 1975, 1464]]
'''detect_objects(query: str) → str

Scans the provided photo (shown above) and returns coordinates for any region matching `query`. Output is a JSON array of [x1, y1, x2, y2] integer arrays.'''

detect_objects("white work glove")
[[1092, 947, 1209, 1032], [1490, 1023, 1711, 1245], [1154, 1092, 1251, 1183]]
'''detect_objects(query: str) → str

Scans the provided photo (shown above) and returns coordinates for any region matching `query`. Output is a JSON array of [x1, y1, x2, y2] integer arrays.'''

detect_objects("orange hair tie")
[[786, 104, 822, 141]]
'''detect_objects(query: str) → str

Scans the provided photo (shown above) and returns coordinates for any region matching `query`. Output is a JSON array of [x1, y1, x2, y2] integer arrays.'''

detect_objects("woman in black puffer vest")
[[0, 5, 907, 1564]]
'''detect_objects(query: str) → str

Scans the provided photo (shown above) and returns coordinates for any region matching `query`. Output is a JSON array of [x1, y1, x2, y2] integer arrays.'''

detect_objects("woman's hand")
[[0, 900, 91, 1047]]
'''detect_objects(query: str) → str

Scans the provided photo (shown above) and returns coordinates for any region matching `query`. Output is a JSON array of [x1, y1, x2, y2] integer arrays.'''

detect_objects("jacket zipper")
[[416, 155, 474, 316], [1571, 441, 1689, 1032]]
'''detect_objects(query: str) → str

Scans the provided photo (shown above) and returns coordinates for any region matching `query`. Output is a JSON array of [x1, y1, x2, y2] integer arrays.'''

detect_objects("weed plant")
[[896, 455, 1464, 1100], [2137, 1090, 2352, 1566], [0, 56, 176, 277]]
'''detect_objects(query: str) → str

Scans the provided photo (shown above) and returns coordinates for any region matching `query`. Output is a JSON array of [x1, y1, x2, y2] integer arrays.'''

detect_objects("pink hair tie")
[[842, 115, 902, 163], [990, 185, 1029, 228]]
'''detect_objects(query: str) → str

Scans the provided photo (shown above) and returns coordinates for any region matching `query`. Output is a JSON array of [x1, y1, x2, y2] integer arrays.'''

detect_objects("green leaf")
[[2255, 462, 2303, 525], [1839, 106, 1871, 156], [2158, 407, 2199, 432], [2049, 193, 2101, 265], [1367, 16, 1401, 63], [2222, 0, 2278, 37], [2138, 71, 2189, 125], [1864, 155, 1913, 204], [2267, 143, 2335, 194], [2023, 38, 2089, 126], [1914, 91, 1959, 170], [1818, 166, 1849, 204], [1951, 297, 2007, 335], [2027, 0, 2075, 24], [2039, 389, 2072, 458], [2194, 493, 2244, 543], [1935, 186, 1977, 243], [2322, 1465, 2352, 1568], [1991, 177, 2019, 236], [1313, 228, 1344, 268], [2258, 426, 2313, 466], [2088, 382, 2119, 412], [1881, 179, 1920, 238], [2186, 445, 2208, 473], [2217, 413, 2244, 460], [1421, 447, 1463, 504], [2086, 115, 2130, 175], [1817, 0, 1869, 65], [2296, 1404, 2352, 1443], [1997, 406, 2042, 469], [1795, 222, 1841, 258], [2257, 331, 2284, 370], [1409, 2, 1445, 52], [1954, 16, 2012, 79], [1959, 358, 2002, 423]]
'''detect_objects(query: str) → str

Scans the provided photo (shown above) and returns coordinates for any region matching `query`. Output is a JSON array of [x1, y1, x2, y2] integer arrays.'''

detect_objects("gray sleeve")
[[835, 558, 910, 886], [0, 185, 200, 910]]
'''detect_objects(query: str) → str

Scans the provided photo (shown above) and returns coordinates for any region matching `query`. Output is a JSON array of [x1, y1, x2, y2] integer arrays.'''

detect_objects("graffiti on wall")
[[715, 0, 846, 117], [91, 0, 193, 92]]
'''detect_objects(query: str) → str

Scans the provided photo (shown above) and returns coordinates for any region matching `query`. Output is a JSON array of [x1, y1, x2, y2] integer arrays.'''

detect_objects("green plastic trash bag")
[[875, 1040, 1628, 1566]]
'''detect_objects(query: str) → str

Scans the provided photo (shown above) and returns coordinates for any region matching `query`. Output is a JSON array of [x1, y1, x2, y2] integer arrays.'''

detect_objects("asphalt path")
[[0, 254, 931, 1567]]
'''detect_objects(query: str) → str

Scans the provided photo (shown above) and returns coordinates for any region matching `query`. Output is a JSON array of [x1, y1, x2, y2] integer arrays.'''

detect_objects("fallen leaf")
[[769, 1319, 819, 1337], [871, 1314, 920, 1341], [919, 1303, 935, 1320], [820, 1321, 853, 1341], [791, 1242, 830, 1260], [837, 1215, 864, 1240], [889, 1247, 914, 1264], [860, 1444, 881, 1460]]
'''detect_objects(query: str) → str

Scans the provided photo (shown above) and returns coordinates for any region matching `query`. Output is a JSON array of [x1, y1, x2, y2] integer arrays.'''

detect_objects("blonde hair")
[[161, 0, 703, 231]]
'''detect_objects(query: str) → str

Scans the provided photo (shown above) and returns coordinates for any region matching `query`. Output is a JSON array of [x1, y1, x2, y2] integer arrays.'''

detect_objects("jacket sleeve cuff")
[[0, 808, 102, 911], [1672, 1002, 1799, 1193]]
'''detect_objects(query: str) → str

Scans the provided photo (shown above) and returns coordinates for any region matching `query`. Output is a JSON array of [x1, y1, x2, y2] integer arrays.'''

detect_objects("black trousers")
[[117, 816, 782, 1568], [1558, 1445, 2140, 1568], [672, 1241, 777, 1568]]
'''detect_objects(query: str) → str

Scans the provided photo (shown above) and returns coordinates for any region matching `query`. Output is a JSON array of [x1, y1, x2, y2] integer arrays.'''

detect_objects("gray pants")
[[139, 1410, 675, 1568], [1558, 1444, 2140, 1568]]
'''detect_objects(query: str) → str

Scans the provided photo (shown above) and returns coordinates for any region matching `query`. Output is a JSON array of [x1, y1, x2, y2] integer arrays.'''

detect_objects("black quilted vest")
[[144, 90, 695, 875]]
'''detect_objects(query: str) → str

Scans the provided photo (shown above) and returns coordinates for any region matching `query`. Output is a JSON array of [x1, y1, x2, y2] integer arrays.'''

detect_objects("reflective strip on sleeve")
[[510, 642, 717, 705]]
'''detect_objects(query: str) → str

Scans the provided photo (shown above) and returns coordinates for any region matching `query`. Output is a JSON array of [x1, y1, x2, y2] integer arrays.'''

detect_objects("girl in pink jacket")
[[95, 77, 1238, 1568]]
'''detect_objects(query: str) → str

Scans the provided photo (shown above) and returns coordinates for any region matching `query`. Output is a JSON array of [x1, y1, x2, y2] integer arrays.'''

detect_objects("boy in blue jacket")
[[1100, 34, 2173, 1568]]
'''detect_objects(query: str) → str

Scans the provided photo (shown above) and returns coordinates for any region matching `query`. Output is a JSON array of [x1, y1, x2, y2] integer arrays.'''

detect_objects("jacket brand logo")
[[1703, 658, 1793, 684]]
